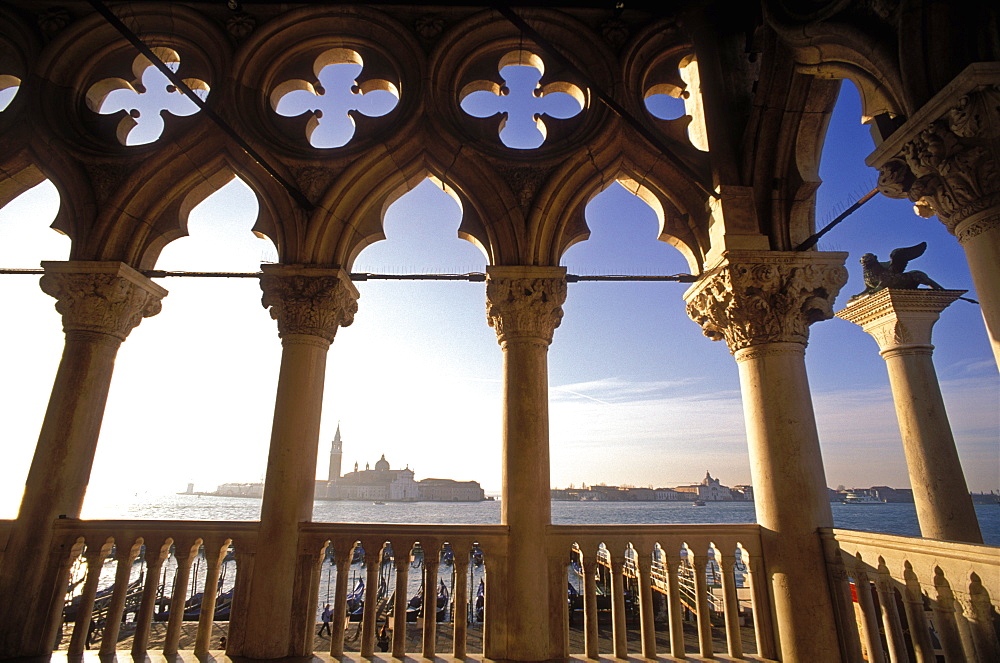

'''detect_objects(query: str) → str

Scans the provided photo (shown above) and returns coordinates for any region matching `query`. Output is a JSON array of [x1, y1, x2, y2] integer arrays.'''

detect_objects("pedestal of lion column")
[[685, 250, 848, 662], [484, 265, 567, 661], [227, 265, 358, 659], [0, 261, 165, 658], [837, 288, 982, 543], [868, 63, 1000, 367]]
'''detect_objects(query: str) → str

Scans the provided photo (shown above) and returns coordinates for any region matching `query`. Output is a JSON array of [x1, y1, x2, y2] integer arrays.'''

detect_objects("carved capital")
[[40, 261, 167, 341], [259, 266, 359, 344], [684, 251, 848, 353], [485, 266, 567, 346], [836, 288, 966, 355], [868, 66, 1000, 232]]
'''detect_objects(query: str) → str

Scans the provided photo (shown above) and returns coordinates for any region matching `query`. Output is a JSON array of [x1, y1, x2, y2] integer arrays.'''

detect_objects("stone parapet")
[[684, 250, 848, 353]]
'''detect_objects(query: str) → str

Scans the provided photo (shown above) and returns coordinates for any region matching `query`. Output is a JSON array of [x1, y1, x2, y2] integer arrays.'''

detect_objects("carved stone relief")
[[684, 253, 848, 353], [486, 273, 567, 345], [876, 85, 1000, 232], [40, 271, 164, 341], [259, 273, 358, 343]]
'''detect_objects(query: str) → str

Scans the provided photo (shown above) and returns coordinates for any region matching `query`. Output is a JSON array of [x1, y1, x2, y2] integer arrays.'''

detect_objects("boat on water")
[[693, 500, 707, 506], [843, 493, 885, 504]]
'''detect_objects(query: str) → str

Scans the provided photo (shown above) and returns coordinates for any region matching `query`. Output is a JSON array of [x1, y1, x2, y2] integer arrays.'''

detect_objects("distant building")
[[317, 425, 485, 502], [673, 472, 734, 501]]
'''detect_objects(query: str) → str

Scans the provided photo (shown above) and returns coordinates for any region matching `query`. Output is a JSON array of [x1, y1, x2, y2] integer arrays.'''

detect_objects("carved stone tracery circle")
[[876, 85, 1000, 231], [259, 274, 359, 344], [684, 255, 848, 354], [40, 273, 164, 341], [486, 276, 567, 345]]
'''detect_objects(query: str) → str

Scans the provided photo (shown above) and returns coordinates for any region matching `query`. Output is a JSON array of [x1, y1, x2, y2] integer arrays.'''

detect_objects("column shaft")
[[485, 266, 566, 661], [884, 350, 982, 541], [0, 262, 164, 658]]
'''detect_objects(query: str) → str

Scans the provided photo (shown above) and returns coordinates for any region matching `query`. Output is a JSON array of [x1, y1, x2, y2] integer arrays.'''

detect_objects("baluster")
[[330, 542, 353, 657], [636, 550, 657, 659], [932, 570, 967, 663], [745, 551, 775, 660], [874, 565, 907, 663], [583, 555, 599, 659], [609, 552, 628, 659], [131, 540, 168, 656], [691, 551, 714, 659], [852, 561, 886, 663], [360, 543, 381, 657], [452, 542, 470, 659], [303, 545, 327, 654], [718, 547, 743, 659], [665, 553, 686, 659], [964, 572, 1000, 662], [98, 541, 141, 655], [194, 542, 227, 655], [392, 545, 410, 658], [422, 540, 441, 659], [902, 565, 936, 663], [68, 546, 108, 655], [164, 543, 197, 656], [827, 555, 864, 663]]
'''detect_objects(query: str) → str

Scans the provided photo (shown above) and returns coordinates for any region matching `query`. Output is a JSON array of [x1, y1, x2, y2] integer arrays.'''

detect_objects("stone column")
[[484, 265, 566, 661], [867, 63, 1000, 366], [228, 265, 358, 659], [685, 250, 848, 662], [837, 288, 982, 542], [0, 261, 165, 658]]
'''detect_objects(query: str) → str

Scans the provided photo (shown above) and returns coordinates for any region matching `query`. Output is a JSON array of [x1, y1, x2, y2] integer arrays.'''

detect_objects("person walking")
[[318, 604, 333, 637]]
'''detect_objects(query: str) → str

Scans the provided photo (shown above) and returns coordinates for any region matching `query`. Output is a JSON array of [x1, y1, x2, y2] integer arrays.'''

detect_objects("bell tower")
[[328, 423, 343, 481]]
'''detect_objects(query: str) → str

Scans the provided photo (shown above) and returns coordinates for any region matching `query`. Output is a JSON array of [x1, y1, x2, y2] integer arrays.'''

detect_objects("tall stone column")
[[837, 288, 982, 542], [868, 63, 1000, 366], [228, 265, 358, 659], [685, 250, 848, 662], [0, 261, 165, 658], [484, 265, 566, 661]]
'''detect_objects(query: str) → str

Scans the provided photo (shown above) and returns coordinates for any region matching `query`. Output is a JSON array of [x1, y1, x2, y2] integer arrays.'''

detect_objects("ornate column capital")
[[39, 261, 167, 342], [683, 251, 848, 354], [836, 288, 967, 356], [259, 265, 359, 344], [867, 63, 1000, 236], [485, 266, 567, 346]]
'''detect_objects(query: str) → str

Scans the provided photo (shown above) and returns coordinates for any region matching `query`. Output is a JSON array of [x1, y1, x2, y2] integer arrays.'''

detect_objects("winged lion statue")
[[851, 242, 944, 300]]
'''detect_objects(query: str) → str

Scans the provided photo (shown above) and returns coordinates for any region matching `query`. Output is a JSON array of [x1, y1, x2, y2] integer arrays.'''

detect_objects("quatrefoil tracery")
[[86, 48, 209, 146], [459, 51, 585, 149], [643, 55, 709, 152], [271, 48, 400, 149]]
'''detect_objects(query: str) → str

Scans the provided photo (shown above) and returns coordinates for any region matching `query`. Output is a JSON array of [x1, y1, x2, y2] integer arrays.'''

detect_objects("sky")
[[0, 62, 996, 519]]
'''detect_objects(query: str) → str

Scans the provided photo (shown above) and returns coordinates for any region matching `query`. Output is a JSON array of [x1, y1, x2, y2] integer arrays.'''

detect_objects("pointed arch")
[[85, 131, 301, 269], [307, 132, 523, 269], [528, 135, 710, 273]]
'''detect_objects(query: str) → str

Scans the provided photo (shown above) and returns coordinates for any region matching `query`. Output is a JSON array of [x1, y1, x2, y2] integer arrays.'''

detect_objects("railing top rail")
[[549, 523, 761, 538], [299, 523, 508, 538], [823, 528, 1000, 566], [52, 519, 262, 534]]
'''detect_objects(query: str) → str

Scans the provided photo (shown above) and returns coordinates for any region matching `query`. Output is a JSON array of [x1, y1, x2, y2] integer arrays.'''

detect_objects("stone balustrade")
[[3, 517, 995, 662], [550, 523, 773, 660], [822, 528, 1000, 663]]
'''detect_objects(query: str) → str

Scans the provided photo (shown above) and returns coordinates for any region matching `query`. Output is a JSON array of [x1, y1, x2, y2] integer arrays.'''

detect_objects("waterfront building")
[[0, 2, 996, 662]]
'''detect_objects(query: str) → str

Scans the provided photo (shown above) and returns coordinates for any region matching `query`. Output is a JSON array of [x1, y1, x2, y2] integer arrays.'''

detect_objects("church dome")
[[375, 454, 390, 471]]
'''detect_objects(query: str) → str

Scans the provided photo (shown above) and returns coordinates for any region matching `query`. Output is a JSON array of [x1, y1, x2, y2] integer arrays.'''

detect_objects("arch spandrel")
[[307, 134, 521, 268], [230, 4, 423, 159], [0, 6, 38, 133]]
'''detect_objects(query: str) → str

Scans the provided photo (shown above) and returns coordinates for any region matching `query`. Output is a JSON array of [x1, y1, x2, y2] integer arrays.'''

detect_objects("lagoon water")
[[84, 493, 1000, 545]]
